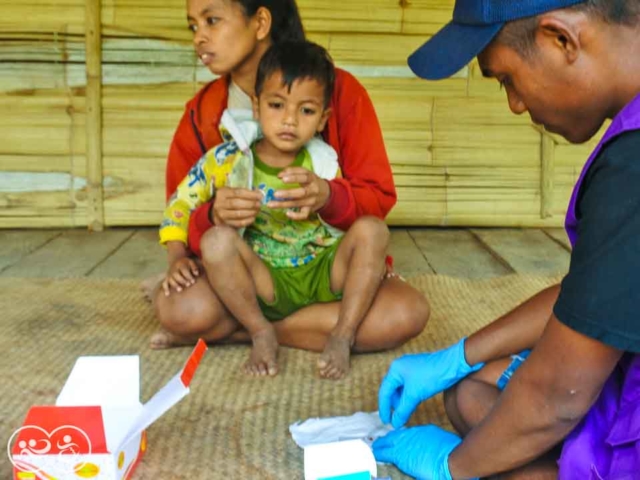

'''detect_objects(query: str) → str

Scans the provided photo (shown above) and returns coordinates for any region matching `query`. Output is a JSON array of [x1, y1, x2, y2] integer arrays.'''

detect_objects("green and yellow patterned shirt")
[[245, 146, 338, 268]]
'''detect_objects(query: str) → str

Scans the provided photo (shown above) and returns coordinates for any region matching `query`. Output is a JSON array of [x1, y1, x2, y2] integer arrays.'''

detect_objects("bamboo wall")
[[0, 0, 603, 229]]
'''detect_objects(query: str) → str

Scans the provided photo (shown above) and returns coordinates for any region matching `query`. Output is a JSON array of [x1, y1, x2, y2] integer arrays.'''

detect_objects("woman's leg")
[[151, 274, 240, 348], [154, 250, 429, 356], [257, 276, 430, 352], [156, 272, 429, 355]]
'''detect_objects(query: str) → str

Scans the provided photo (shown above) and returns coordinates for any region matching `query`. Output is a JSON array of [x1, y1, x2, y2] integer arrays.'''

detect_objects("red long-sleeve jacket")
[[165, 69, 397, 257]]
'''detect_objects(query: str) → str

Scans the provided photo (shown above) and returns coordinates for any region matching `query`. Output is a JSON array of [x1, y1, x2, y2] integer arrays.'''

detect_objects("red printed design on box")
[[9, 340, 207, 480]]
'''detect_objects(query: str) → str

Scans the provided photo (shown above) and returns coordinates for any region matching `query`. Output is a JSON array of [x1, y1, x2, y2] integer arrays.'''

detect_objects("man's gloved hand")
[[378, 338, 484, 428], [373, 425, 477, 480]]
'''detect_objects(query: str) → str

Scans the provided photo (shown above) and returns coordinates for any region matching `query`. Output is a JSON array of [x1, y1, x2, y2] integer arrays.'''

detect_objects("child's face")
[[253, 72, 331, 154], [187, 0, 265, 76]]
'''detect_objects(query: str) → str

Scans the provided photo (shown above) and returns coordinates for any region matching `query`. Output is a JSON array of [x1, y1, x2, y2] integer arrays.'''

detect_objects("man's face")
[[478, 39, 607, 144]]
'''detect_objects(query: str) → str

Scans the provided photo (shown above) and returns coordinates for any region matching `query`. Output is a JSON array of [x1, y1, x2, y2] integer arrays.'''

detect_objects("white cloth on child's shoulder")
[[228, 81, 252, 110], [289, 411, 393, 449]]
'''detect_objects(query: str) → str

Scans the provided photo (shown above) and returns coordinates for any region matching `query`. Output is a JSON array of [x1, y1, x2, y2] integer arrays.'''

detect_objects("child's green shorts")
[[257, 240, 343, 321]]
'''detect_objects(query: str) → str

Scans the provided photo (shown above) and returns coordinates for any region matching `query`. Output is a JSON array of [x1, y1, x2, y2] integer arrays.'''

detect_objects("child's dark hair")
[[255, 41, 336, 108], [232, 0, 305, 45]]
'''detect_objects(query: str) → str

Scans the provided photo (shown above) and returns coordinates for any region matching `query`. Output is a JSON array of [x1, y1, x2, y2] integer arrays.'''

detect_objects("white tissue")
[[289, 411, 393, 448]]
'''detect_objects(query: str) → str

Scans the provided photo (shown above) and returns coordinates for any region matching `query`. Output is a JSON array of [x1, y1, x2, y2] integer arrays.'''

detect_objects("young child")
[[159, 41, 390, 380]]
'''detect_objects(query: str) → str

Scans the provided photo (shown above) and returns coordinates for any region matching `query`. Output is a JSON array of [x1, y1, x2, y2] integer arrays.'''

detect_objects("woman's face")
[[187, 0, 263, 76]]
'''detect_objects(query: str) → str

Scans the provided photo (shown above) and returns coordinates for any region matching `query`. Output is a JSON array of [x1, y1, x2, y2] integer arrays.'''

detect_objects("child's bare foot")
[[140, 273, 165, 302], [317, 335, 352, 380], [149, 328, 196, 350], [244, 327, 279, 377]]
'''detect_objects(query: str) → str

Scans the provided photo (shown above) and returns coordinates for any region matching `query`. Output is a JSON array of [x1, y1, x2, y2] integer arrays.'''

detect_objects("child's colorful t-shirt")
[[247, 146, 337, 269]]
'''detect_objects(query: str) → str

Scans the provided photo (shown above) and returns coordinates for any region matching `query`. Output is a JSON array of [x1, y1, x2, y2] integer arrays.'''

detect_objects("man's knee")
[[443, 384, 466, 433], [446, 376, 501, 433], [200, 225, 240, 264]]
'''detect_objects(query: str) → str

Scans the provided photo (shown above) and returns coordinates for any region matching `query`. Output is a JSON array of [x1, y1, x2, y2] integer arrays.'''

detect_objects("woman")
[[152, 0, 430, 376]]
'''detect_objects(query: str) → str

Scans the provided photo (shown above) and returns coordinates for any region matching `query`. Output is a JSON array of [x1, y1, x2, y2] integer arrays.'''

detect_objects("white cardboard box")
[[10, 340, 207, 480], [304, 439, 377, 480]]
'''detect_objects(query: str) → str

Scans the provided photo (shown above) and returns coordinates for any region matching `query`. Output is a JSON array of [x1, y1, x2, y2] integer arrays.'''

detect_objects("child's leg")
[[317, 216, 389, 379], [228, 275, 430, 346], [199, 225, 280, 376]]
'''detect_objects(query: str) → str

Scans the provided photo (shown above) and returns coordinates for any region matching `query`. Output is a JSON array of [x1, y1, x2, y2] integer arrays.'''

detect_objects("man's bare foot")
[[317, 335, 352, 380], [244, 327, 279, 377], [140, 273, 165, 302], [149, 328, 196, 350]]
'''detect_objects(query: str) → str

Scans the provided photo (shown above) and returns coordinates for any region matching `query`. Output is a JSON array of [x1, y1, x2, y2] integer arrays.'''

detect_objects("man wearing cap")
[[373, 0, 640, 479]]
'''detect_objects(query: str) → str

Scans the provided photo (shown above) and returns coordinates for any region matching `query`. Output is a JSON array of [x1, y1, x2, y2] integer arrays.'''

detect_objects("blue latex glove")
[[378, 338, 484, 428], [373, 425, 478, 480]]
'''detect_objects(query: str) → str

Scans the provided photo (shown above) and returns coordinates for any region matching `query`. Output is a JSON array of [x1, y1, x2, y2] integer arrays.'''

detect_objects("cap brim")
[[408, 21, 504, 80]]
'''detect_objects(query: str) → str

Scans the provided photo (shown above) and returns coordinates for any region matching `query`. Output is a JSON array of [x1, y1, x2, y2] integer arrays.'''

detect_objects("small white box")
[[304, 439, 377, 480], [10, 340, 208, 480]]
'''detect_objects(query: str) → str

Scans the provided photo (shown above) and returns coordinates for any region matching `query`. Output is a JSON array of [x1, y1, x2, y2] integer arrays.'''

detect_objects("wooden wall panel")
[[0, 0, 602, 228], [0, 1, 85, 34], [0, 88, 87, 227], [103, 156, 165, 225], [298, 0, 403, 33], [400, 0, 456, 35]]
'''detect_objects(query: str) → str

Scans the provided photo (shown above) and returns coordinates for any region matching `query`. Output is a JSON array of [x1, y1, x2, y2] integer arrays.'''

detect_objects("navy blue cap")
[[408, 0, 586, 80]]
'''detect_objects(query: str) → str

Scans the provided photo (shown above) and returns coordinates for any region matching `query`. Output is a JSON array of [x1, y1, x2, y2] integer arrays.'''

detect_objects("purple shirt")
[[558, 94, 640, 479], [565, 94, 640, 245]]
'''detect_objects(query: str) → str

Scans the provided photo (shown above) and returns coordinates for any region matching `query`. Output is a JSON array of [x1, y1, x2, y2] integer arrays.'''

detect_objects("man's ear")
[[536, 14, 581, 64], [317, 107, 332, 133], [254, 6, 272, 42], [252, 95, 260, 120]]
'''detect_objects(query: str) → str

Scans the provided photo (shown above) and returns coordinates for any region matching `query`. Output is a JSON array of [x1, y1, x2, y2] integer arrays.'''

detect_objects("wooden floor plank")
[[0, 230, 62, 273], [410, 228, 512, 278], [0, 227, 570, 279], [387, 229, 435, 277], [89, 228, 166, 279], [471, 228, 570, 275], [0, 229, 134, 278], [543, 228, 572, 252]]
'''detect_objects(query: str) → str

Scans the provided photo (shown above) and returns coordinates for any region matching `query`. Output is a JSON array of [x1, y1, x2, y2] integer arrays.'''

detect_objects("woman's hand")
[[212, 187, 262, 228], [267, 167, 331, 220]]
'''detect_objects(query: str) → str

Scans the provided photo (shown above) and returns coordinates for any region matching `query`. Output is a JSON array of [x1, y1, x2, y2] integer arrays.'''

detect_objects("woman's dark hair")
[[255, 41, 335, 107], [498, 0, 640, 58], [233, 0, 306, 44]]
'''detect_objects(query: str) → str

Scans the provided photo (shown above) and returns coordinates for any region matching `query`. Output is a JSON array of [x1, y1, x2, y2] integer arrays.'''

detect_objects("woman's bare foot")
[[140, 273, 165, 302], [149, 328, 196, 350], [317, 334, 352, 380], [244, 327, 279, 377]]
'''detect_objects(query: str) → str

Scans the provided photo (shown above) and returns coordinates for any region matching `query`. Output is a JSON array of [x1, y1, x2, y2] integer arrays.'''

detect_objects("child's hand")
[[212, 187, 262, 228], [269, 167, 330, 215], [286, 206, 311, 221], [162, 257, 199, 296]]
